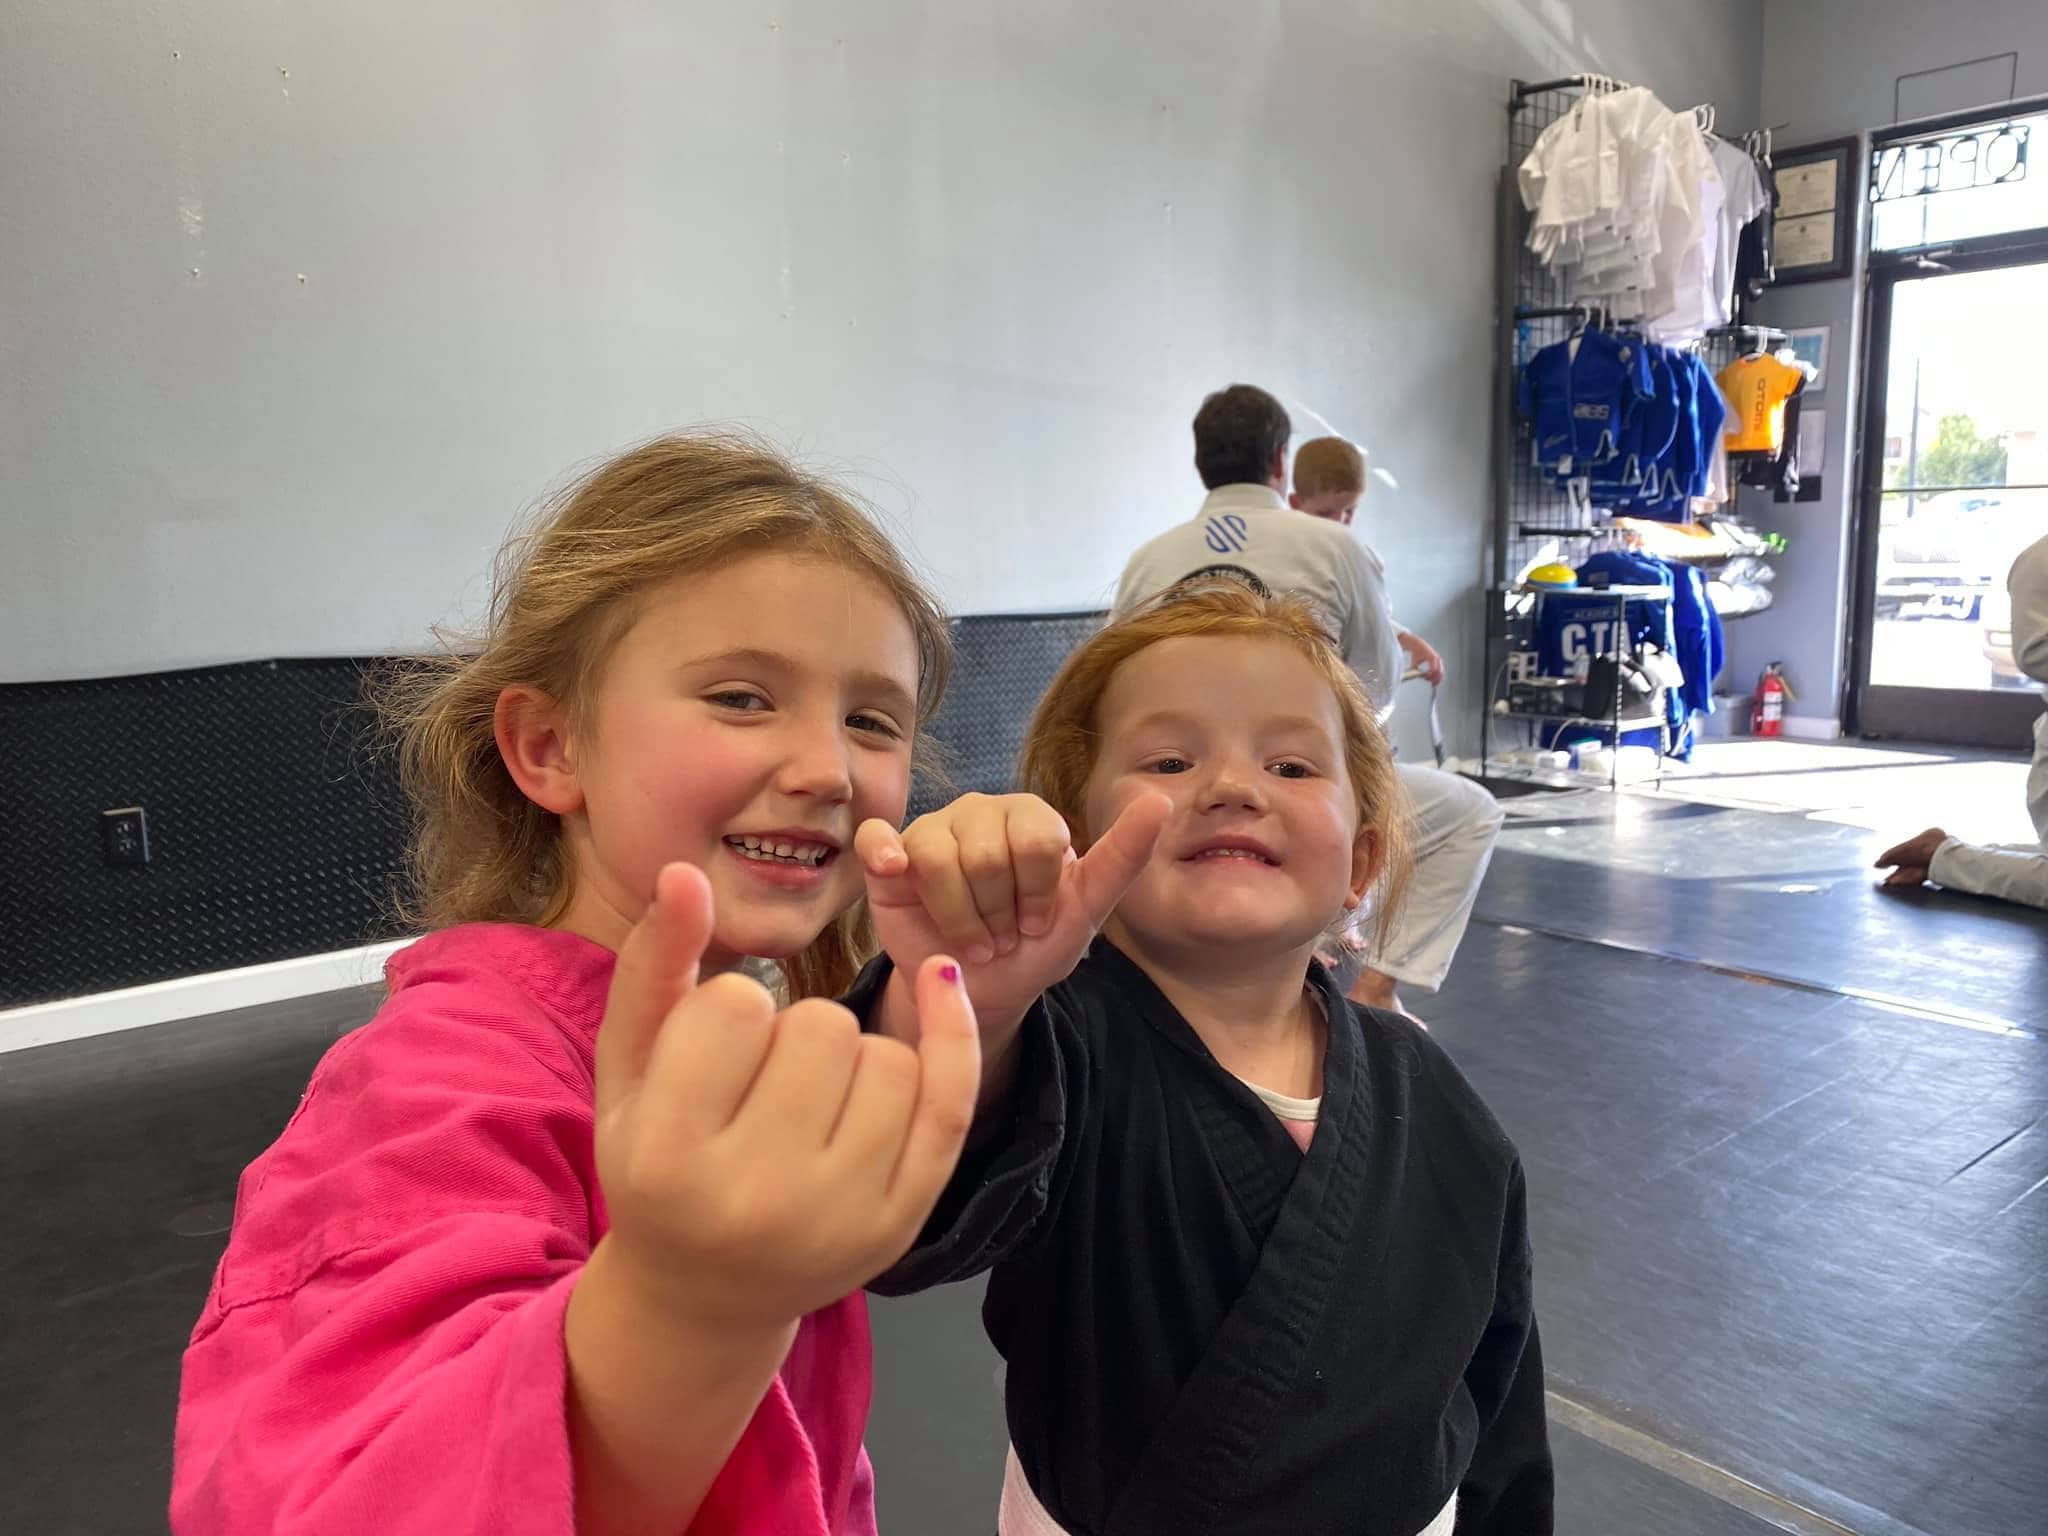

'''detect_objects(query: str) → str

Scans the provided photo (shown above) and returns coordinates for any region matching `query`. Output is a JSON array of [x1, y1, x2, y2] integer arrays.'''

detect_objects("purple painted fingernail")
[[940, 962, 961, 984]]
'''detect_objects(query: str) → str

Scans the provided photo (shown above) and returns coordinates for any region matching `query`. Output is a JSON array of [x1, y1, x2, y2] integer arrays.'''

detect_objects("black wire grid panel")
[[1502, 81, 1605, 582]]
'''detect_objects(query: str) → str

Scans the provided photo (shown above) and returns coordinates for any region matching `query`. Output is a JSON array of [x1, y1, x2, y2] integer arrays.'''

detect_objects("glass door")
[[1851, 251, 2048, 747]]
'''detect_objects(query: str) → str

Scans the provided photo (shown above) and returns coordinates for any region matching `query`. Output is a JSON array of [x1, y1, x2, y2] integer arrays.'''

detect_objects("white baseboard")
[[1780, 714, 1842, 741], [0, 940, 409, 1055]]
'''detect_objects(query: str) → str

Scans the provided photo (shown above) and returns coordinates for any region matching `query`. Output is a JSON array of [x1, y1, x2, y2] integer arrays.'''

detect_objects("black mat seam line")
[[1547, 1389, 1919, 1536], [1653, 757, 2026, 785], [1470, 915, 2043, 1041], [1944, 1112, 2048, 1182]]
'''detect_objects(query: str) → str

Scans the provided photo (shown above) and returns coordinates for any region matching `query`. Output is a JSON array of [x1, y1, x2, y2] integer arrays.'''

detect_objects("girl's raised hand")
[[856, 791, 1170, 1033], [591, 862, 982, 1328]]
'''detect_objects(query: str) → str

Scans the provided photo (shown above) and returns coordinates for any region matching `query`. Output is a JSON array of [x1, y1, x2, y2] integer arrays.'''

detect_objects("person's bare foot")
[[1875, 827, 1948, 889], [1346, 968, 1427, 1029]]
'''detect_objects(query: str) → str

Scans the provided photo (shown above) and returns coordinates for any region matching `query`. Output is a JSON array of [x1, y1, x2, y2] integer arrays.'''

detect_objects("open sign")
[[1873, 124, 2030, 203]]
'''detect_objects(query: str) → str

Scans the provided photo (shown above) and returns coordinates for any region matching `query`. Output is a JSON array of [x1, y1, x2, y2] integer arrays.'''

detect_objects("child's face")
[[1292, 489, 1361, 525], [1081, 635, 1375, 968], [559, 552, 920, 966]]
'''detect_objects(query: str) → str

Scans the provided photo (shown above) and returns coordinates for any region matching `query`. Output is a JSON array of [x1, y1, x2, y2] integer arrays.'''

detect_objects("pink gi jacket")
[[172, 923, 877, 1535]]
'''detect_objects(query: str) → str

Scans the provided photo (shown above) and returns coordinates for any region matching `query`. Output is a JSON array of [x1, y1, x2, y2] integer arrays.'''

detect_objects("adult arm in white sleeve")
[[2010, 537, 2048, 685], [1928, 838, 2048, 911], [1338, 538, 1404, 718]]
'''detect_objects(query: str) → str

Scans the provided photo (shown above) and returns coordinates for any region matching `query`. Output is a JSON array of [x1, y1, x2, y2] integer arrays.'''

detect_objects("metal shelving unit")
[[1480, 583, 1674, 791]]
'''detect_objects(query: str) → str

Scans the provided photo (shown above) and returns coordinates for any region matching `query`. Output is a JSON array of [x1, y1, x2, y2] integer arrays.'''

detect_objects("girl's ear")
[[1344, 824, 1383, 911], [495, 686, 584, 815]]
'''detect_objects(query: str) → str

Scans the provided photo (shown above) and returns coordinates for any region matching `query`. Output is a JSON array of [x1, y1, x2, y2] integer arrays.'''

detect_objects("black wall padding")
[[1, 661, 413, 1008], [4, 613, 1104, 1009], [910, 612, 1103, 816]]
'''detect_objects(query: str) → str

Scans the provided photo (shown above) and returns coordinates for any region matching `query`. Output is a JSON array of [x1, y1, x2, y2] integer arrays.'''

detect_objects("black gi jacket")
[[863, 940, 1553, 1535]]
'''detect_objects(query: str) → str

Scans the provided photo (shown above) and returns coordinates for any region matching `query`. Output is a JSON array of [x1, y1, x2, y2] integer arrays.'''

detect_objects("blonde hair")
[[1292, 436, 1367, 500], [1017, 580, 1410, 952], [375, 431, 953, 999]]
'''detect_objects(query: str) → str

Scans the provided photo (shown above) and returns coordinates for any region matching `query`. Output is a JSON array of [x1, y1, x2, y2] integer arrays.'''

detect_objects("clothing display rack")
[[1486, 77, 1788, 789], [1492, 77, 1784, 577], [1485, 75, 1700, 790]]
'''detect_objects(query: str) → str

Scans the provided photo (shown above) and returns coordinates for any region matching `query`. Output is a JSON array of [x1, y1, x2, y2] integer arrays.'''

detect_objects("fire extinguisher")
[[1752, 662, 1793, 737]]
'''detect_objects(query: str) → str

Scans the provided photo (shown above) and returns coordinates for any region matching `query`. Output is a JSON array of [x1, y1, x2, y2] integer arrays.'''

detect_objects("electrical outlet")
[[102, 806, 151, 867]]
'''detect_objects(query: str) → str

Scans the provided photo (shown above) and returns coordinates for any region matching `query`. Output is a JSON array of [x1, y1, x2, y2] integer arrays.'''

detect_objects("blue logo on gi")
[[1204, 514, 1250, 554]]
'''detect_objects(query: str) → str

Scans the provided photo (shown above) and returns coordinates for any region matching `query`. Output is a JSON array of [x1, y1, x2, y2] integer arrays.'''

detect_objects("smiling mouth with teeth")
[[725, 835, 836, 868], [1187, 847, 1277, 872]]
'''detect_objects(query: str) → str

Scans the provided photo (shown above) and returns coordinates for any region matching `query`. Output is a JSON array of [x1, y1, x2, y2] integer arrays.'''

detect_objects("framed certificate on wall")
[[1770, 137, 1859, 284]]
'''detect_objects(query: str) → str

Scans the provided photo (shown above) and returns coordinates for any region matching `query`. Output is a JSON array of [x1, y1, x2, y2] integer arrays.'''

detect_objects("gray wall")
[[1762, 1, 2048, 144], [0, 0, 1759, 764], [1725, 0, 2048, 728]]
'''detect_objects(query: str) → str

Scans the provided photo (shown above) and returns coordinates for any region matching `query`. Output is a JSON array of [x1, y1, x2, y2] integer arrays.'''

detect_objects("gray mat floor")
[[1483, 788, 2047, 1034], [4, 792, 2044, 1534]]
